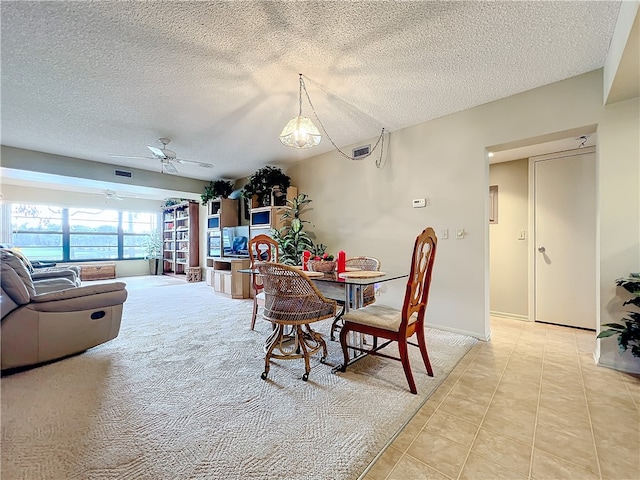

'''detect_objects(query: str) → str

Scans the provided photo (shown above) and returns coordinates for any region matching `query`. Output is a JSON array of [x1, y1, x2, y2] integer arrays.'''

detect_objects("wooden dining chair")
[[330, 256, 381, 341], [256, 262, 337, 381], [248, 234, 279, 330], [339, 227, 437, 394]]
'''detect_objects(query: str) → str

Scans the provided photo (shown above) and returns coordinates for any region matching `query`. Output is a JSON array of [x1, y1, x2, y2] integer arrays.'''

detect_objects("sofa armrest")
[[31, 269, 78, 283], [29, 282, 128, 312]]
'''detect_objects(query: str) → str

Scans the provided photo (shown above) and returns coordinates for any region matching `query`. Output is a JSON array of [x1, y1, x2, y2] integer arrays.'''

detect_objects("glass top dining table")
[[237, 267, 408, 311]]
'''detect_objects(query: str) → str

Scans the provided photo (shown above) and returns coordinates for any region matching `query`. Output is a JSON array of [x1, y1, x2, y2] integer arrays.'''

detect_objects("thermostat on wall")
[[412, 198, 426, 208]]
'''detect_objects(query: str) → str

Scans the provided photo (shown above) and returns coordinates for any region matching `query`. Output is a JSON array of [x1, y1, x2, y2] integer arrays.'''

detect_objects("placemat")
[[338, 271, 386, 278], [302, 271, 325, 277]]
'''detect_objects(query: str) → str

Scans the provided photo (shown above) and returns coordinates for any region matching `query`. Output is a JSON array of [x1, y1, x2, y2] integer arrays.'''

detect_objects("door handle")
[[538, 246, 546, 253]]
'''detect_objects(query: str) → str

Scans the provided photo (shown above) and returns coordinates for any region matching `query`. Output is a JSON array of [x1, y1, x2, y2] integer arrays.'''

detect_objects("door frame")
[[527, 146, 597, 324]]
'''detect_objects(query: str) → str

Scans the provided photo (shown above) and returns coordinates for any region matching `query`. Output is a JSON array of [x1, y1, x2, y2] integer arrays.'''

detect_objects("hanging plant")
[[241, 166, 291, 206], [201, 179, 234, 204]]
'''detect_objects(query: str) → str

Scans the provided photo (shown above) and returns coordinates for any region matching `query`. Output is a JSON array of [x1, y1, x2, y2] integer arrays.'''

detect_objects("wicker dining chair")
[[256, 262, 337, 381], [330, 256, 381, 341], [339, 227, 437, 394], [248, 234, 279, 330]]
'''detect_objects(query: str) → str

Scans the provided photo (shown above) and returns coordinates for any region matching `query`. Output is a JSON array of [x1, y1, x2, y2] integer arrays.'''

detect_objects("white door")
[[533, 148, 596, 329]]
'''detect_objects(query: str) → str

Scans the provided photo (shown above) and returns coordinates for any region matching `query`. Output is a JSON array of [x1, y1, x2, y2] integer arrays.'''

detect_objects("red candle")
[[337, 250, 346, 273], [302, 250, 311, 271]]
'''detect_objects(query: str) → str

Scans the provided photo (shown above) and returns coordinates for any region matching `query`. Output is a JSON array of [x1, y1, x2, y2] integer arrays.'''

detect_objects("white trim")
[[490, 311, 530, 322]]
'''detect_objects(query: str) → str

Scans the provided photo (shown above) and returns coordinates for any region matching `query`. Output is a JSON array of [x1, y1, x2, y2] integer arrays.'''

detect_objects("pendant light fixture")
[[279, 74, 322, 148], [279, 73, 387, 167]]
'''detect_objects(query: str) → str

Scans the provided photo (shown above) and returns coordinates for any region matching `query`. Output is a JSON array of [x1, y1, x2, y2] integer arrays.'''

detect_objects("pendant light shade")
[[279, 74, 322, 149], [279, 115, 321, 148]]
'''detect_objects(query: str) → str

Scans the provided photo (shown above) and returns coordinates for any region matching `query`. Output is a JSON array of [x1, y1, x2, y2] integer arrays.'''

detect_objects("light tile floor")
[[364, 317, 640, 480]]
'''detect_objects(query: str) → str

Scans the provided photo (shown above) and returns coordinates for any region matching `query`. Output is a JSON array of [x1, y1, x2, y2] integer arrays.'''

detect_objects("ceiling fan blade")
[[176, 158, 214, 168], [147, 145, 167, 159], [110, 155, 154, 160], [163, 161, 179, 174]]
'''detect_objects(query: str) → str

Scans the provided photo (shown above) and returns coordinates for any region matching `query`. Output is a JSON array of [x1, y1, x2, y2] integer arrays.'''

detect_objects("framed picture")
[[489, 185, 498, 224]]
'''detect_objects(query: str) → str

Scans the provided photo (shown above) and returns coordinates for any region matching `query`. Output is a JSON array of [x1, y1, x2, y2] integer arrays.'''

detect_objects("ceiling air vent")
[[352, 145, 371, 160], [114, 169, 133, 178]]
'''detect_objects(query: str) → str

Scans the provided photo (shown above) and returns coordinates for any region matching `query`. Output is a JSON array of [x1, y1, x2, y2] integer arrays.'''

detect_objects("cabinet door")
[[214, 271, 223, 292], [223, 273, 233, 295]]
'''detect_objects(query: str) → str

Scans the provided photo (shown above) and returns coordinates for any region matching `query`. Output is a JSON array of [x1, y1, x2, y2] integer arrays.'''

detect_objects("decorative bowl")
[[307, 260, 336, 273]]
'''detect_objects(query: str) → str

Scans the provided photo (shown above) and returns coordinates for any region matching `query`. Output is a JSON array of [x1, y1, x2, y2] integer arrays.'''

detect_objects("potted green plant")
[[241, 166, 291, 207], [201, 179, 234, 204], [597, 276, 640, 358], [271, 193, 326, 266], [143, 230, 163, 275]]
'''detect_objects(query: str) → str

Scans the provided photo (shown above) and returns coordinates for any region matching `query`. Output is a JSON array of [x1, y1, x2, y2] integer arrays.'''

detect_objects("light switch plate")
[[442, 229, 449, 239], [412, 198, 426, 208]]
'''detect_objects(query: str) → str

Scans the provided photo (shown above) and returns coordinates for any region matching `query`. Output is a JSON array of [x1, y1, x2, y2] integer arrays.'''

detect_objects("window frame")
[[10, 204, 160, 263]]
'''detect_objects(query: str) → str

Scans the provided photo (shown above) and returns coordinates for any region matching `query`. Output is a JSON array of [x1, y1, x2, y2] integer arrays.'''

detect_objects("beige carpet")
[[1, 276, 477, 480]]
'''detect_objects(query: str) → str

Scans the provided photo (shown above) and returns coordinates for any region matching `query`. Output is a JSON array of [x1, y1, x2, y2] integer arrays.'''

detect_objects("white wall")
[[287, 69, 640, 362], [489, 159, 529, 319], [596, 97, 640, 372]]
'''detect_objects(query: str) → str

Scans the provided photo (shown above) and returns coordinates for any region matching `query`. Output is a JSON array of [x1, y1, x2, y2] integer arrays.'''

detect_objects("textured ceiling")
[[1, 1, 621, 182]]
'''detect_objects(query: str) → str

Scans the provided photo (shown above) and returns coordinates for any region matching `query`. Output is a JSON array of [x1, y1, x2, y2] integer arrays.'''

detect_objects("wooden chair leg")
[[416, 326, 434, 377], [398, 337, 417, 394], [250, 297, 258, 330], [339, 323, 351, 372], [297, 325, 312, 381]]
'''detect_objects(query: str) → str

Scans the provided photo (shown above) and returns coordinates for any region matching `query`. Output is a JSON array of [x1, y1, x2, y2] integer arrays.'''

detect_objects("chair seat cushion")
[[343, 304, 417, 332]]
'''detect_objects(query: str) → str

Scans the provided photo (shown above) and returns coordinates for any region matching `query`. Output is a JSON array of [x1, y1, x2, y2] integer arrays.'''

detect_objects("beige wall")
[[287, 69, 640, 372], [489, 159, 529, 319]]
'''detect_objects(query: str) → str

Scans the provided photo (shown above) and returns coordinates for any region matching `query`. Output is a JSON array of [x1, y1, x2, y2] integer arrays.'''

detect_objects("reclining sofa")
[[1, 250, 128, 370]]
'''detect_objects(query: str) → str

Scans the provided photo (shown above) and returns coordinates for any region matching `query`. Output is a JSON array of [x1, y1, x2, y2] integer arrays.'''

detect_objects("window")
[[11, 204, 64, 261], [122, 212, 157, 259], [69, 209, 119, 260], [10, 203, 159, 262]]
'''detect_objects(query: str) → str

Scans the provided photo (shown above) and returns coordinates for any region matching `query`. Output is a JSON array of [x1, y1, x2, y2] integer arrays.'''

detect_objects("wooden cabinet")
[[248, 186, 297, 240], [204, 197, 250, 297], [208, 258, 250, 298], [206, 198, 238, 258], [162, 201, 199, 276]]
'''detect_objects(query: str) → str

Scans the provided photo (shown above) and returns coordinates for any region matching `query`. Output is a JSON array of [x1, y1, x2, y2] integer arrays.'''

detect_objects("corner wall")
[[489, 159, 529, 319], [286, 69, 640, 363]]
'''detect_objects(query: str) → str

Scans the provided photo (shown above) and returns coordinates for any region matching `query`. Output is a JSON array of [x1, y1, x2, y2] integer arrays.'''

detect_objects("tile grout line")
[[527, 323, 547, 480], [382, 343, 487, 480], [576, 329, 604, 479], [454, 319, 525, 480]]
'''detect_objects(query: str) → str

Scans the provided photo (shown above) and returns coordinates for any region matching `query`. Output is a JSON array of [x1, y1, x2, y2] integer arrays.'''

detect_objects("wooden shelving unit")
[[162, 201, 199, 277]]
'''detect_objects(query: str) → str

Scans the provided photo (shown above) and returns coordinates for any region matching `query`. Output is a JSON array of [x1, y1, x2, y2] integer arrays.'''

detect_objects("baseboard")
[[597, 357, 640, 374], [490, 310, 530, 322], [425, 322, 490, 341]]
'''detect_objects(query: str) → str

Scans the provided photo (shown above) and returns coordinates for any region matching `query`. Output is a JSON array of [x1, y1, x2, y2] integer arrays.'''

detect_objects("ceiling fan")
[[80, 189, 125, 201], [111, 138, 214, 174]]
